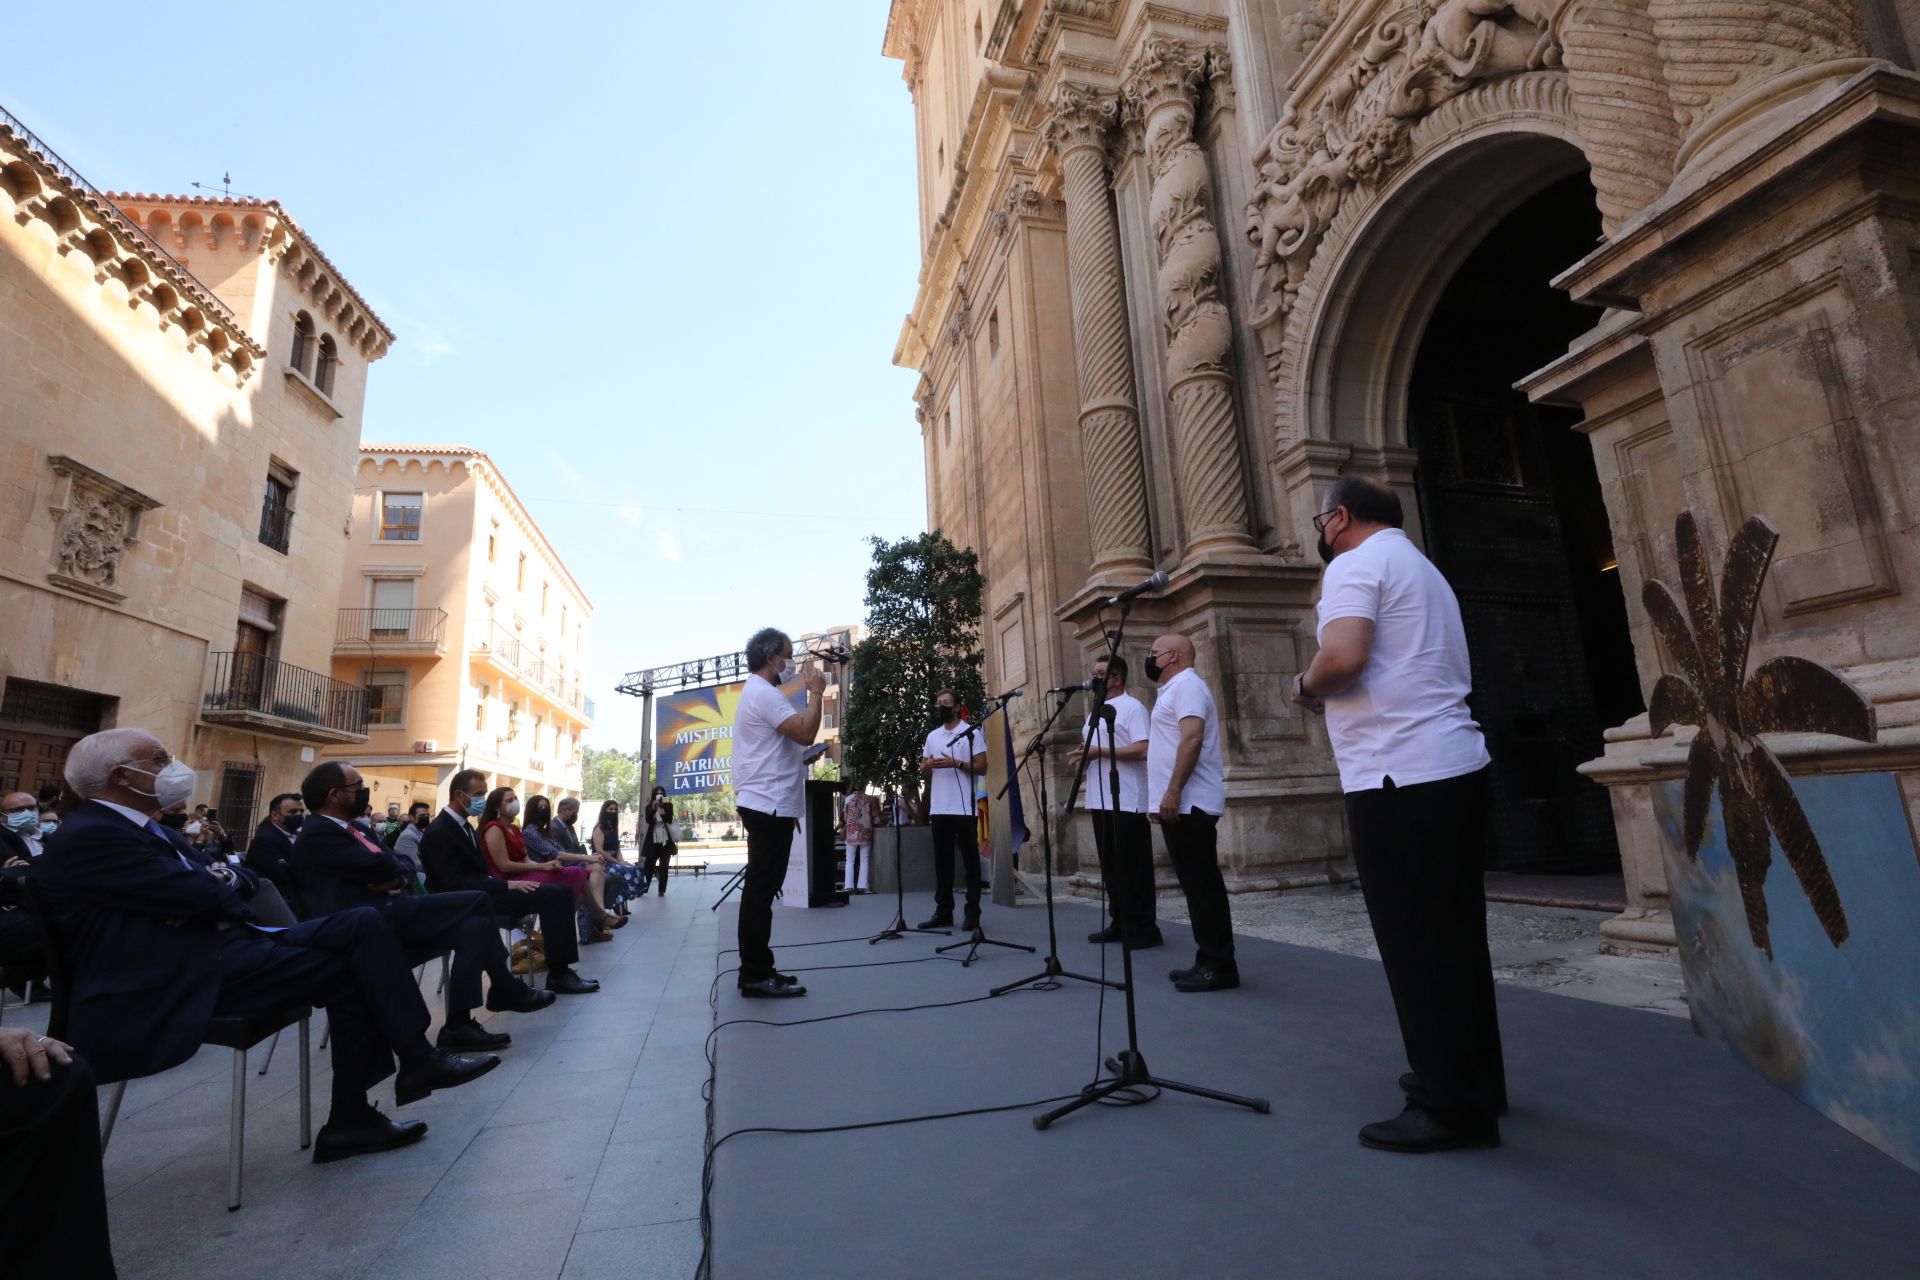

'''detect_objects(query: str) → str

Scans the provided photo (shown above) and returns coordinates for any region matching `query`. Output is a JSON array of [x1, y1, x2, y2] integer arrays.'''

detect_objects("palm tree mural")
[[1644, 512, 1876, 958]]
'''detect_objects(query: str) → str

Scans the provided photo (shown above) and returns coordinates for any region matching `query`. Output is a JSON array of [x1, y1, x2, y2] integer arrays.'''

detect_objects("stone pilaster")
[[1041, 83, 1155, 584], [1122, 38, 1257, 560]]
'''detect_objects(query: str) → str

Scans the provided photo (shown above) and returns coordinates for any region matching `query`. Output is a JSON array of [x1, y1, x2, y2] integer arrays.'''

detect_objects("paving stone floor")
[[7, 875, 732, 1280]]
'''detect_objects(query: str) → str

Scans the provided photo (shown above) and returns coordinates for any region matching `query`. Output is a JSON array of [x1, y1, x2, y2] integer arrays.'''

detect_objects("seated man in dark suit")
[[0, 1025, 115, 1277], [419, 768, 599, 996], [290, 761, 554, 1051], [246, 792, 305, 915], [33, 729, 503, 1164]]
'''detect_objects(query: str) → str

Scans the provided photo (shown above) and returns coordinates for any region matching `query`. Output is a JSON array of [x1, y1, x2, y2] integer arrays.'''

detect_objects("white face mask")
[[122, 759, 197, 810], [502, 798, 521, 818], [184, 821, 204, 837]]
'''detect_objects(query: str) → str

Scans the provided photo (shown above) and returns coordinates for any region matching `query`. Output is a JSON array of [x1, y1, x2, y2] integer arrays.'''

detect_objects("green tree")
[[841, 532, 985, 806], [580, 746, 645, 812]]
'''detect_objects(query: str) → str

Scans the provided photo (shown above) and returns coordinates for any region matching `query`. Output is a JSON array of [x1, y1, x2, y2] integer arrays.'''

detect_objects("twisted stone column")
[[1123, 39, 1256, 558], [1042, 84, 1155, 582]]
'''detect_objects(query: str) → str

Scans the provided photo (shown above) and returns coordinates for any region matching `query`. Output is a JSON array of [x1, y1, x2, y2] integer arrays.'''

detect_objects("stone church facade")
[[884, 0, 1920, 948]]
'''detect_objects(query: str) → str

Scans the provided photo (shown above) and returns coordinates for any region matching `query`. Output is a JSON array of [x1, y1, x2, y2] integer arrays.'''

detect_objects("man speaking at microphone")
[[1292, 475, 1503, 1153], [731, 627, 827, 998], [918, 689, 987, 933]]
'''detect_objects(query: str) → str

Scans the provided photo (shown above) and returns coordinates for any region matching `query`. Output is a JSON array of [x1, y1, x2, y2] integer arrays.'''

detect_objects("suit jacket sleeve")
[[420, 815, 499, 895], [55, 825, 250, 924], [295, 823, 411, 884]]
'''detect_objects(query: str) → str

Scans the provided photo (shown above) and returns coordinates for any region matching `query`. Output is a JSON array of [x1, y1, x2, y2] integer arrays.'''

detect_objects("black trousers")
[[737, 807, 794, 983], [642, 841, 673, 893], [0, 1051, 115, 1277], [213, 907, 432, 1116], [487, 882, 581, 969], [380, 891, 515, 1016], [1160, 809, 1235, 970], [1345, 767, 1505, 1125], [0, 905, 45, 993], [1090, 809, 1157, 942], [928, 814, 982, 918]]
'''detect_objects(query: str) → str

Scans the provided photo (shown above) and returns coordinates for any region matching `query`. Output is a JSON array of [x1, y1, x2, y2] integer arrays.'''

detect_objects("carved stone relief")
[[44, 455, 163, 604]]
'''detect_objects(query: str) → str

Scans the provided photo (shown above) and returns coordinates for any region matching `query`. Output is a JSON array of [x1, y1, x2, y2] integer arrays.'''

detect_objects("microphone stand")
[[1034, 596, 1269, 1130], [990, 689, 1124, 996], [932, 696, 1036, 967], [870, 723, 951, 944]]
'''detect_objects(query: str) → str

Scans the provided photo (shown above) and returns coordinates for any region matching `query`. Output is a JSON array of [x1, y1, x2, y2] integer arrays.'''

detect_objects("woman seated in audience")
[[589, 801, 647, 910], [523, 794, 641, 914], [479, 787, 624, 941]]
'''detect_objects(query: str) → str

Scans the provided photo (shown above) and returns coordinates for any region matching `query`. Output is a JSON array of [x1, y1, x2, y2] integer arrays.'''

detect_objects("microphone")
[[993, 687, 1025, 700], [1104, 569, 1169, 608], [1048, 679, 1097, 695]]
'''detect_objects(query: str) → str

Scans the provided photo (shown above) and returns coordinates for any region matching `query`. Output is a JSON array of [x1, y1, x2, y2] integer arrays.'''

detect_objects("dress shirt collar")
[[92, 797, 160, 829], [442, 805, 477, 840]]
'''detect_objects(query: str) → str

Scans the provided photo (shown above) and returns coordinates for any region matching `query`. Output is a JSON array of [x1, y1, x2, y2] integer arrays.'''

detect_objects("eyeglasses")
[[1312, 509, 1342, 535]]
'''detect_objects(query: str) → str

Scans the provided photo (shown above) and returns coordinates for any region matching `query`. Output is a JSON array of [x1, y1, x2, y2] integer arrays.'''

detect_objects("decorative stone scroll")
[[1245, 0, 1571, 330], [1124, 37, 1257, 556], [44, 455, 163, 604]]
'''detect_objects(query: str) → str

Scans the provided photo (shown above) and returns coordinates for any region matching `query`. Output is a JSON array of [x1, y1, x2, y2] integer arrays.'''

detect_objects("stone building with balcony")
[[884, 1, 1920, 953], [0, 106, 390, 832], [325, 445, 593, 813]]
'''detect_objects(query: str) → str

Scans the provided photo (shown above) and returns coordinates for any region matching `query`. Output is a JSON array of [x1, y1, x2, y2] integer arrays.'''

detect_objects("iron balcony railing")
[[203, 651, 368, 734], [475, 622, 522, 669], [583, 695, 596, 720], [0, 103, 240, 329], [336, 607, 448, 646], [258, 496, 293, 554]]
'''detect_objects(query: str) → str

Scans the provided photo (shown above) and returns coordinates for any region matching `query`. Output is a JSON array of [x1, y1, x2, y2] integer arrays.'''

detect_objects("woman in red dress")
[[479, 786, 624, 941]]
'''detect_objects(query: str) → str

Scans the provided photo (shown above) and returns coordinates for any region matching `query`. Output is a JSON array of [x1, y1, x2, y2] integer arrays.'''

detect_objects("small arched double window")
[[290, 311, 314, 374], [314, 335, 339, 395]]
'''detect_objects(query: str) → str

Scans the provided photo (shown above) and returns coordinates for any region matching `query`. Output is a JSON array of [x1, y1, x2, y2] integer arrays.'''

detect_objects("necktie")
[[148, 820, 199, 871]]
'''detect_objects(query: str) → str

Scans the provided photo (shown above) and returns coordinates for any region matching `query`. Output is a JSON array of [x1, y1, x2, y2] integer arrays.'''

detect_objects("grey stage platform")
[[707, 893, 1919, 1279]]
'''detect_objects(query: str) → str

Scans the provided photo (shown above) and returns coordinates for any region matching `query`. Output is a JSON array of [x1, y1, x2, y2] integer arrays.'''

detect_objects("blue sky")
[[4, 2, 928, 752]]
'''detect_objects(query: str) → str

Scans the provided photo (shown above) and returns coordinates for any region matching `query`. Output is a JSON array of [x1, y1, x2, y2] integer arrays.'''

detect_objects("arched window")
[[314, 335, 339, 394], [290, 312, 314, 373]]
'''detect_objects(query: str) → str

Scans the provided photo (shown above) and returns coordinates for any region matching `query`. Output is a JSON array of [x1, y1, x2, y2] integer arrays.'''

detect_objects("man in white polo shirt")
[[1293, 474, 1504, 1153], [1146, 633, 1238, 992], [918, 689, 987, 932], [732, 627, 826, 999], [1067, 654, 1160, 950]]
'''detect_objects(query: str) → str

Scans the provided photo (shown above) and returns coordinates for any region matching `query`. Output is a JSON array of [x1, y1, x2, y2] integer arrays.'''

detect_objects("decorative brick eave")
[[108, 192, 397, 361], [0, 123, 265, 385]]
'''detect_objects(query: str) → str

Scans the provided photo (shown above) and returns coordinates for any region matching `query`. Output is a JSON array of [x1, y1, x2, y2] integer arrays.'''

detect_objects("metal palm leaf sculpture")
[[1644, 511, 1876, 959]]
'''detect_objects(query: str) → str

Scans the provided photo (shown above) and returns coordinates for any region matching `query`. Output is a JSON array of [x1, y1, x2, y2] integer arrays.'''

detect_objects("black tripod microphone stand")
[[933, 695, 1035, 968], [989, 688, 1125, 997], [870, 724, 952, 944], [1033, 598, 1269, 1130]]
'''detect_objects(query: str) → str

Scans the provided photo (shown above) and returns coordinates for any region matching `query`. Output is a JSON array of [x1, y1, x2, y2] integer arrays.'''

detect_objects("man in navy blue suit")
[[33, 729, 503, 1164], [290, 761, 554, 1052]]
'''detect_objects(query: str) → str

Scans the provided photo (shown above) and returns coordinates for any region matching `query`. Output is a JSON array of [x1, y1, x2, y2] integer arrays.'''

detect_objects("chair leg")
[[438, 952, 449, 995], [228, 1047, 247, 1211], [100, 1079, 127, 1150], [298, 1015, 312, 1151], [257, 1028, 280, 1077], [320, 1019, 330, 1050]]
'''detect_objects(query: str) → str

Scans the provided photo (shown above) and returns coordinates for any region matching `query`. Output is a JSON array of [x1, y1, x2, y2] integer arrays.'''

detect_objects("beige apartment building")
[[1, 107, 390, 829], [326, 446, 593, 814], [884, 2, 1920, 951]]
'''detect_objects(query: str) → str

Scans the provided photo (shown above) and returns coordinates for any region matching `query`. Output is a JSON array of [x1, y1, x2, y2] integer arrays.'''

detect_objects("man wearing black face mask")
[[918, 689, 989, 932], [291, 761, 554, 1051], [1294, 475, 1503, 1154], [247, 793, 306, 915]]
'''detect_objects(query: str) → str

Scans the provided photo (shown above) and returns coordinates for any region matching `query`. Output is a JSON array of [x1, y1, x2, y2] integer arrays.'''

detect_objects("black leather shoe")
[[1359, 1104, 1499, 1153], [739, 977, 807, 998], [1168, 961, 1202, 983], [313, 1108, 428, 1164], [960, 910, 982, 933], [1398, 1071, 1509, 1116], [1087, 923, 1123, 944], [917, 914, 953, 930], [1173, 965, 1240, 993], [1124, 929, 1165, 952], [394, 1049, 500, 1106], [486, 981, 557, 1014], [772, 971, 801, 987], [547, 969, 600, 995], [437, 1021, 511, 1051]]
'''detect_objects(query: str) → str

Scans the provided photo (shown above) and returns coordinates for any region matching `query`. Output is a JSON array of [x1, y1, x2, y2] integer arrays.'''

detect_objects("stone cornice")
[[357, 446, 593, 611], [1025, 0, 1123, 66], [0, 126, 264, 385], [110, 193, 395, 360]]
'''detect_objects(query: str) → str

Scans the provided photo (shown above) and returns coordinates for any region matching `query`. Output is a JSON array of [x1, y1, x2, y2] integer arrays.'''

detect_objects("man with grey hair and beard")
[[35, 728, 501, 1163], [730, 627, 826, 998]]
